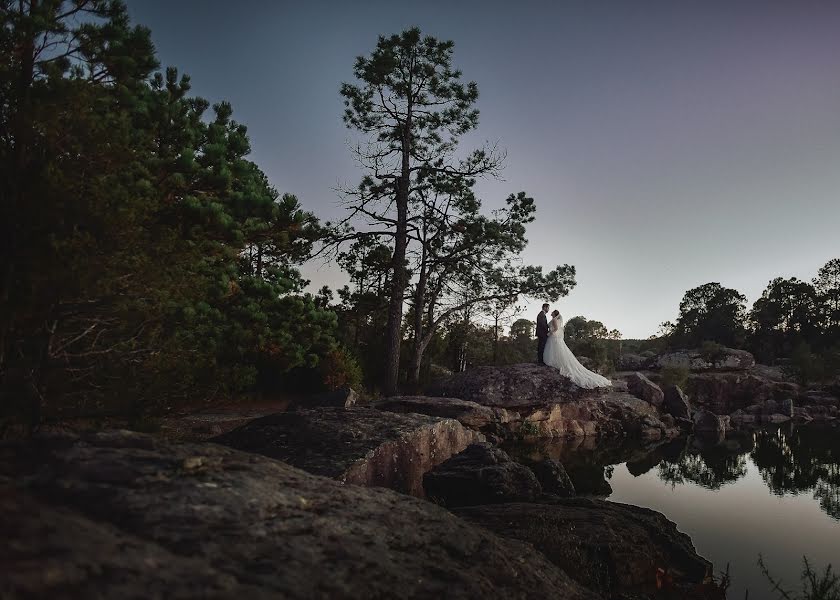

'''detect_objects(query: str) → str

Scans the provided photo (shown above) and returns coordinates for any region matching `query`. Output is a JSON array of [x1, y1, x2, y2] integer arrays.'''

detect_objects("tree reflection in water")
[[749, 426, 840, 519], [657, 426, 840, 519], [509, 425, 840, 520]]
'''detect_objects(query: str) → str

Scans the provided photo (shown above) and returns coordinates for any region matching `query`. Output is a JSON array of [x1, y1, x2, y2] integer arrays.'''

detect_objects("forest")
[[2, 2, 838, 434]]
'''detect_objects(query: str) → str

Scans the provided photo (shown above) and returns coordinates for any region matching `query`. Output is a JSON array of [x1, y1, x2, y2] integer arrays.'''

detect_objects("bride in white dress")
[[543, 310, 612, 389]]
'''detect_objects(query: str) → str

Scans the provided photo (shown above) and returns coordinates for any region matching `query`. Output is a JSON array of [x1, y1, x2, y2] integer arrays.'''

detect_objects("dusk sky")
[[127, 1, 840, 339]]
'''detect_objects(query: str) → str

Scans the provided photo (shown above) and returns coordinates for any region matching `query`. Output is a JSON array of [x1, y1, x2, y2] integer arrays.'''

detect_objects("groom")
[[536, 303, 549, 365]]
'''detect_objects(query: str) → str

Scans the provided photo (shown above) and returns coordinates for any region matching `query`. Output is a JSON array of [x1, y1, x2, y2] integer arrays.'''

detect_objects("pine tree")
[[338, 27, 502, 394]]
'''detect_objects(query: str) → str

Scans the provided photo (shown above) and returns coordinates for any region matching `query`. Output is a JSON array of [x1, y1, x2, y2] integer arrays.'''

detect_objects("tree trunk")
[[383, 140, 411, 395], [407, 243, 428, 390], [492, 313, 500, 364]]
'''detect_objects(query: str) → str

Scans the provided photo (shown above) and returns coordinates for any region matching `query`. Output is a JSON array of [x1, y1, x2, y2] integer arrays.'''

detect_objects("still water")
[[508, 426, 840, 599]]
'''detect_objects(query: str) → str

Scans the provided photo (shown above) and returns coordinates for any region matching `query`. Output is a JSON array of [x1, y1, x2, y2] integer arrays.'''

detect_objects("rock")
[[565, 464, 614, 495], [517, 457, 576, 497], [0, 431, 595, 599], [685, 371, 801, 415], [693, 410, 726, 441], [799, 390, 840, 407], [428, 364, 677, 441], [423, 443, 542, 507], [616, 353, 649, 371], [625, 372, 665, 408], [213, 407, 483, 496], [650, 347, 755, 371], [517, 390, 679, 440], [455, 498, 712, 598], [373, 396, 511, 440], [663, 385, 691, 419], [764, 413, 791, 424], [428, 363, 591, 409]]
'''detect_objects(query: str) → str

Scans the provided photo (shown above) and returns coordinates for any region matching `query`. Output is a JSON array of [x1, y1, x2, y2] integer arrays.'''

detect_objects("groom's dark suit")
[[536, 310, 548, 364]]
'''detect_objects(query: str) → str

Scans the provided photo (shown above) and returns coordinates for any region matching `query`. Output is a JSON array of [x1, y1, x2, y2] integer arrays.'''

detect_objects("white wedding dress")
[[543, 315, 612, 389]]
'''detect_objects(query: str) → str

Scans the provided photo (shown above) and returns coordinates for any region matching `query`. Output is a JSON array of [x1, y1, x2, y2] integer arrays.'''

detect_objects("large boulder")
[[517, 391, 679, 441], [685, 371, 800, 415], [693, 410, 727, 442], [625, 372, 665, 408], [455, 498, 712, 599], [428, 363, 591, 409], [213, 407, 483, 496], [373, 395, 512, 440], [423, 442, 542, 507], [650, 348, 755, 371], [518, 457, 576, 497], [616, 353, 649, 371], [0, 431, 596, 599], [663, 385, 691, 419], [428, 364, 676, 441]]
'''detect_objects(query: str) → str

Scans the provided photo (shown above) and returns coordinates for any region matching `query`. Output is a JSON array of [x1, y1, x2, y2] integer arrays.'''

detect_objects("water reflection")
[[506, 424, 840, 520]]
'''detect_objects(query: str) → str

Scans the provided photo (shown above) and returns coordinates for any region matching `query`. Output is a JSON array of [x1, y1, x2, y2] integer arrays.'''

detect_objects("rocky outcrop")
[[423, 443, 542, 507], [651, 348, 755, 371], [663, 385, 691, 419], [625, 372, 665, 408], [455, 498, 712, 599], [684, 371, 800, 415], [213, 407, 483, 496], [616, 353, 647, 371], [428, 363, 592, 408], [373, 395, 512, 441], [1, 431, 595, 599], [617, 347, 756, 373], [428, 364, 677, 441], [517, 391, 679, 441]]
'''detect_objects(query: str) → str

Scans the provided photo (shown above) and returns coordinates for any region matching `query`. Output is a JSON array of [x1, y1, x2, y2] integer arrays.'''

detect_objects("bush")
[[319, 347, 364, 391], [787, 342, 826, 386], [661, 365, 690, 390]]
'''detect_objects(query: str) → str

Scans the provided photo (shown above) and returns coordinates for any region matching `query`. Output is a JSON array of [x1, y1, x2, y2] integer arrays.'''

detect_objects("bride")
[[543, 310, 612, 389]]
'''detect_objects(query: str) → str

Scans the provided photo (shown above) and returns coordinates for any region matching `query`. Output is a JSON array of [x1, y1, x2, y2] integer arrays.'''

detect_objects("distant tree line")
[[659, 258, 840, 383]]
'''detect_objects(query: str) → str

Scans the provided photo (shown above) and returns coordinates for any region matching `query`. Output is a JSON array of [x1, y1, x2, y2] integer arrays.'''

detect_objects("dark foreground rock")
[[213, 407, 482, 496], [0, 431, 597, 600], [423, 442, 542, 507], [518, 456, 576, 497], [455, 498, 712, 599]]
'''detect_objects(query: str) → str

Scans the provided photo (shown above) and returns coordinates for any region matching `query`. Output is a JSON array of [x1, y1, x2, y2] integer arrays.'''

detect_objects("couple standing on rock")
[[536, 303, 612, 389]]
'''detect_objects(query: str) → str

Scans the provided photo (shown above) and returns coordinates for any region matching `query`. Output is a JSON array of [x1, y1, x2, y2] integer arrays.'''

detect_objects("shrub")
[[319, 347, 364, 391], [661, 365, 690, 390]]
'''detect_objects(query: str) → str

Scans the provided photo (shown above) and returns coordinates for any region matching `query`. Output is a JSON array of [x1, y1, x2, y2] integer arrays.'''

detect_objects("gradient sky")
[[126, 1, 840, 339]]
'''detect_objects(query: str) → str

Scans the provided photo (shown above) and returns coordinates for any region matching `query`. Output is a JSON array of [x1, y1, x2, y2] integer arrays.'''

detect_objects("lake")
[[507, 425, 840, 599]]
